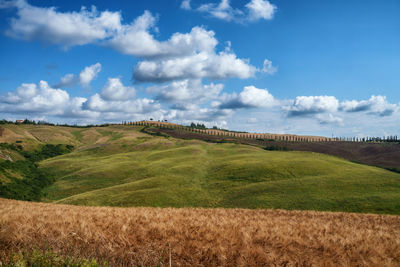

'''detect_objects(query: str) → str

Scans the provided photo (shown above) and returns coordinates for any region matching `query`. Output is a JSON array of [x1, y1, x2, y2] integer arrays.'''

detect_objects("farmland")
[[1, 123, 400, 265], [1, 198, 400, 266], [1, 123, 400, 214], [1, 1, 398, 265]]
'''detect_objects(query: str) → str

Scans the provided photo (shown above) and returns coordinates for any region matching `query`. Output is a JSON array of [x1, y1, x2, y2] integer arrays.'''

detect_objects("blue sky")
[[0, 0, 399, 137]]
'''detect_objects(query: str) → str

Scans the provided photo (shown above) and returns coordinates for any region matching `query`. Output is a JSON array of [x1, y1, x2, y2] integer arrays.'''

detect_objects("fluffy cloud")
[[219, 85, 275, 109], [340, 95, 398, 117], [54, 63, 101, 88], [286, 96, 339, 117], [4, 1, 218, 59], [1, 80, 73, 115], [0, 80, 101, 120], [109, 24, 218, 59], [190, 0, 276, 23], [100, 78, 136, 101], [82, 94, 159, 114], [197, 0, 243, 22], [261, 59, 277, 75], [62, 97, 99, 119], [4, 1, 161, 56], [1, 77, 399, 135], [0, 78, 160, 121], [134, 51, 257, 82], [180, 0, 191, 10], [55, 74, 77, 88], [106, 11, 161, 57], [166, 105, 234, 123], [2, 82, 37, 104], [2, 2, 269, 83], [124, 25, 264, 83], [245, 0, 276, 21], [80, 63, 102, 87], [5, 0, 121, 48], [149, 79, 223, 104], [316, 113, 343, 125], [75, 77, 160, 115]]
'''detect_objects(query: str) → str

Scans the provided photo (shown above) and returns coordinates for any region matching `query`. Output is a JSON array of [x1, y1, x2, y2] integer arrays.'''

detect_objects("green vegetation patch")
[[97, 130, 123, 141], [0, 143, 74, 201], [2, 124, 400, 215], [41, 137, 400, 215], [4, 249, 106, 267], [264, 145, 292, 151]]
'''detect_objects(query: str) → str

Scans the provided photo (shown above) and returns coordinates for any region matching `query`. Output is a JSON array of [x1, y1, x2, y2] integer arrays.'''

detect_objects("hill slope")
[[37, 127, 400, 214], [147, 126, 400, 171], [1, 124, 400, 214]]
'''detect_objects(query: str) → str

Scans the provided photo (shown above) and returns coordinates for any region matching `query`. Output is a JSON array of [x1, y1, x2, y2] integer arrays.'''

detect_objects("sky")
[[0, 0, 399, 137]]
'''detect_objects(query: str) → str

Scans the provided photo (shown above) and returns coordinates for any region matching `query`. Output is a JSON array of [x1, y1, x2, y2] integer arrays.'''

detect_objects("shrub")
[[264, 145, 291, 151], [0, 143, 74, 201]]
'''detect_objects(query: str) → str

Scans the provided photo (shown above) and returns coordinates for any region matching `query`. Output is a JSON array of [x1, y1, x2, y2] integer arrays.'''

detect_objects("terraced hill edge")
[[127, 120, 336, 142]]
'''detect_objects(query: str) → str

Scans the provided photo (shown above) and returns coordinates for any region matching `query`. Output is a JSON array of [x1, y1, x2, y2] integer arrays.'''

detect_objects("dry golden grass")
[[1, 198, 399, 266]]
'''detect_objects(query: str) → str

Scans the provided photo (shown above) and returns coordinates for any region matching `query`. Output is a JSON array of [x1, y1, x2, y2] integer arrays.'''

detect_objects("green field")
[[1, 124, 400, 214]]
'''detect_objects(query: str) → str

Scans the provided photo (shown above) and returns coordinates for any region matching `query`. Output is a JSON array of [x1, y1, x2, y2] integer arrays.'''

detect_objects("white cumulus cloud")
[[286, 96, 339, 117], [54, 63, 101, 88], [219, 85, 275, 109], [189, 0, 276, 23], [109, 24, 218, 59], [316, 113, 343, 125], [149, 79, 223, 104], [0, 77, 160, 121], [134, 50, 258, 82], [5, 0, 122, 48], [100, 77, 136, 101], [245, 0, 276, 21], [166, 104, 234, 123], [340, 95, 398, 117], [1, 80, 71, 115], [2, 2, 269, 84], [106, 10, 161, 57], [79, 63, 102, 87], [82, 94, 160, 114], [197, 0, 243, 22]]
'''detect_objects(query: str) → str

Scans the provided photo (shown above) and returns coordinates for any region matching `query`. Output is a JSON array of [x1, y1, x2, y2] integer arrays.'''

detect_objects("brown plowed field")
[[1, 198, 399, 266]]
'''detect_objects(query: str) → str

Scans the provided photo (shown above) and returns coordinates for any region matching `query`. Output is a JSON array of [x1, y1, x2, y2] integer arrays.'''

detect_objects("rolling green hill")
[[1, 123, 400, 214]]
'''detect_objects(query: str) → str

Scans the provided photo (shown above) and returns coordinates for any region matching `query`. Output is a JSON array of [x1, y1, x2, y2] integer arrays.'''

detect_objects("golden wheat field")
[[0, 198, 399, 266]]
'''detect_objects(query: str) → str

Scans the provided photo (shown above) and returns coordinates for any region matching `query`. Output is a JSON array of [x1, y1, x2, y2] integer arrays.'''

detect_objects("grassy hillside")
[[148, 127, 400, 171], [1, 123, 400, 214], [0, 124, 145, 150], [37, 128, 400, 214], [2, 198, 399, 266]]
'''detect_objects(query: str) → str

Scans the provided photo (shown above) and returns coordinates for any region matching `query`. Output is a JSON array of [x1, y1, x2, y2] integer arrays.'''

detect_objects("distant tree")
[[22, 119, 36, 125], [189, 122, 206, 129]]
